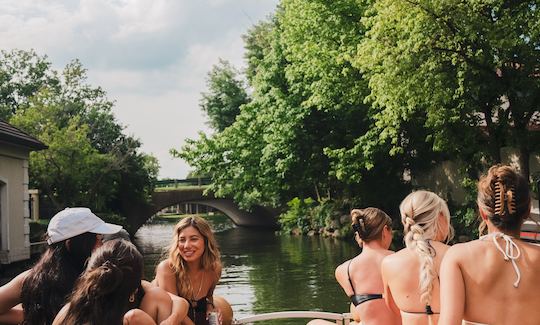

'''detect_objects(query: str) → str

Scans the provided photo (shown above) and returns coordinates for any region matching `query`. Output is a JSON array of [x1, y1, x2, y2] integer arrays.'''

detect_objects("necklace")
[[190, 271, 205, 301]]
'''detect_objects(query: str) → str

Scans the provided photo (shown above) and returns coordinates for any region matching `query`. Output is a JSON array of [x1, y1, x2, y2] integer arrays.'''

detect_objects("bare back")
[[447, 237, 540, 324], [336, 248, 400, 325], [381, 241, 449, 325]]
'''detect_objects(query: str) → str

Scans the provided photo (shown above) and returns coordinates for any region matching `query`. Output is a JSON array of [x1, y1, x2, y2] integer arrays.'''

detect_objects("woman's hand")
[[206, 307, 222, 325]]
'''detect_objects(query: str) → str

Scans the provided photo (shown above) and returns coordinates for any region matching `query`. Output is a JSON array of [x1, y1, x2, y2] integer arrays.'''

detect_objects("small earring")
[[129, 293, 135, 303]]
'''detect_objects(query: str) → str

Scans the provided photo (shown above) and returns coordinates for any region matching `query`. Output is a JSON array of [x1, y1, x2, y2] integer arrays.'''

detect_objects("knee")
[[123, 309, 154, 325], [213, 296, 233, 325]]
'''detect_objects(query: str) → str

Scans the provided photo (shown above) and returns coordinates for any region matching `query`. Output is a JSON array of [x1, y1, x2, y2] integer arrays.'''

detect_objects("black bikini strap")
[[347, 260, 356, 295]]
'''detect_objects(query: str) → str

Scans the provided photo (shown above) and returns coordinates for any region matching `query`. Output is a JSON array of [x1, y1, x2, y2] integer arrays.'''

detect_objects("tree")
[[0, 49, 58, 120], [357, 0, 540, 179], [10, 89, 118, 210], [2, 49, 157, 217], [179, 0, 411, 211], [200, 59, 249, 132]]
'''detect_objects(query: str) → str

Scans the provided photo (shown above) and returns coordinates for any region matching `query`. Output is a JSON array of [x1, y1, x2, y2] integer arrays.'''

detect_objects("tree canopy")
[[178, 0, 540, 230], [1, 49, 158, 219], [200, 59, 250, 132], [357, 0, 540, 178]]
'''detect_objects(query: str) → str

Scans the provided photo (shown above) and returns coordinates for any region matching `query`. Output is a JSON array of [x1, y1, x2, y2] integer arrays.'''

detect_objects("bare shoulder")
[[52, 303, 69, 325], [335, 259, 350, 279], [444, 241, 482, 264], [144, 285, 170, 300], [156, 259, 175, 275], [381, 248, 407, 265], [382, 249, 395, 257], [9, 269, 31, 287]]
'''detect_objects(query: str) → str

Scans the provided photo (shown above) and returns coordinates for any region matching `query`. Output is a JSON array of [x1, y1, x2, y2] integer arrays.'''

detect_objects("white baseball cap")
[[47, 207, 123, 244]]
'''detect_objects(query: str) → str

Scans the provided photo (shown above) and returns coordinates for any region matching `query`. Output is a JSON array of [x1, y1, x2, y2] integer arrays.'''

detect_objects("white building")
[[0, 120, 46, 264]]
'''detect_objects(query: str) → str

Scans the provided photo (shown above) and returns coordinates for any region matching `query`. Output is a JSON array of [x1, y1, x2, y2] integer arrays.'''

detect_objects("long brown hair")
[[62, 240, 143, 325], [166, 216, 221, 299], [21, 232, 98, 325], [477, 165, 530, 234]]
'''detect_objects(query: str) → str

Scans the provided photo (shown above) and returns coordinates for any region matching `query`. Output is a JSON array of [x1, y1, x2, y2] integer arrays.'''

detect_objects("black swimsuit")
[[188, 297, 209, 325], [402, 305, 439, 315], [347, 261, 383, 306]]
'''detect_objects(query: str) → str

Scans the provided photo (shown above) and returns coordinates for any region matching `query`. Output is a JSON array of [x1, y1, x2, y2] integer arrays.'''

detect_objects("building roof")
[[0, 119, 47, 151]]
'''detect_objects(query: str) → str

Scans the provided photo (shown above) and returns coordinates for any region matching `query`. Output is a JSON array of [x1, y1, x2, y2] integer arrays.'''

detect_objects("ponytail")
[[62, 240, 143, 325]]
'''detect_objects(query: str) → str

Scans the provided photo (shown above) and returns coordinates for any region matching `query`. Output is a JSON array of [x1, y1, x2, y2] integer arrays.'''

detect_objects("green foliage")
[[0, 49, 59, 120], [278, 197, 316, 233], [2, 49, 157, 216], [357, 0, 540, 178], [179, 0, 540, 234], [448, 174, 482, 241], [179, 0, 405, 211], [200, 59, 250, 131], [278, 198, 353, 236]]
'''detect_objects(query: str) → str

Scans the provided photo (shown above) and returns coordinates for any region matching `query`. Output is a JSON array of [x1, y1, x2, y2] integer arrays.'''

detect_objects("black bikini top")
[[402, 304, 439, 315], [347, 260, 383, 306]]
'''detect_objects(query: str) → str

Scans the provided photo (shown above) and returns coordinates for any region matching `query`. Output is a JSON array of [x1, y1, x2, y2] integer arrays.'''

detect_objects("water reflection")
[[134, 215, 356, 325]]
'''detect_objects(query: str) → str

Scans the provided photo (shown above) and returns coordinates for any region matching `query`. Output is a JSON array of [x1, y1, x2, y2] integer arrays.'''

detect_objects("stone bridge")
[[123, 187, 279, 235]]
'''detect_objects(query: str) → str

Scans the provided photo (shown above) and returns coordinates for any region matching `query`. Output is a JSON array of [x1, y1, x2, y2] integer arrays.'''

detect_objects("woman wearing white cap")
[[0, 207, 186, 325], [0, 208, 121, 324]]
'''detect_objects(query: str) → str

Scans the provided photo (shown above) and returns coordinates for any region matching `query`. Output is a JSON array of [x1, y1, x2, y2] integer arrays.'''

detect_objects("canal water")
[[134, 214, 358, 325]]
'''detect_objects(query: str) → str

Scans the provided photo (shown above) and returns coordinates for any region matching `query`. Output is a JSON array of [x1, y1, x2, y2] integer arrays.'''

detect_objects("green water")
[[134, 214, 357, 325]]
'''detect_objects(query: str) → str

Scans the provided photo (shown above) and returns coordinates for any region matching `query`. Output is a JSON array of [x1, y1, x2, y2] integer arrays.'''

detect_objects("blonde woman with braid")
[[439, 165, 540, 325], [381, 191, 453, 325], [154, 216, 233, 325]]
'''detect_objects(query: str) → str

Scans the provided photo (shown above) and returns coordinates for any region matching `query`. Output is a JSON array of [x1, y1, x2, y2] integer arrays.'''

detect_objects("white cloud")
[[0, 0, 279, 178]]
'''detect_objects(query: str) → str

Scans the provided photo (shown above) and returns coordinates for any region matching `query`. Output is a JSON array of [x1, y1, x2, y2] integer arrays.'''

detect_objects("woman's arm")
[[0, 304, 23, 324], [380, 258, 401, 316], [334, 261, 353, 296], [154, 260, 179, 295], [439, 246, 465, 325], [52, 303, 69, 325], [0, 269, 29, 323], [141, 281, 189, 325]]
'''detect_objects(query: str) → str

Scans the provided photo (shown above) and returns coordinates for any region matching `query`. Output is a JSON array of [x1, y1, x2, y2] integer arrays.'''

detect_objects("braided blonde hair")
[[400, 190, 454, 307]]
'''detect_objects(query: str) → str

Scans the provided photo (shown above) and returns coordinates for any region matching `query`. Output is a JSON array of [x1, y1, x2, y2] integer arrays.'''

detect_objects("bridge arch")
[[123, 188, 278, 235]]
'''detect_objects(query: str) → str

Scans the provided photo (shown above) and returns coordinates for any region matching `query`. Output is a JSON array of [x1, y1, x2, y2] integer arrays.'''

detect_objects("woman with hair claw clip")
[[439, 165, 540, 325]]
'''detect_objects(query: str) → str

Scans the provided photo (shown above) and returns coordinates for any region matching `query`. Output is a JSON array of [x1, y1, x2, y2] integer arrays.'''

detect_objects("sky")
[[0, 0, 279, 179]]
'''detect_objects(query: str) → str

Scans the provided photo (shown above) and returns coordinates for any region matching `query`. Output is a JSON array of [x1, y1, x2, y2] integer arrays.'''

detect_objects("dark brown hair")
[[21, 232, 98, 325], [62, 240, 143, 325], [477, 165, 531, 234], [351, 207, 392, 243]]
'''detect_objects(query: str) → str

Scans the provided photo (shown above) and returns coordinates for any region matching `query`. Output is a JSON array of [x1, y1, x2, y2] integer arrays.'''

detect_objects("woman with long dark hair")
[[0, 207, 122, 325], [53, 239, 182, 325]]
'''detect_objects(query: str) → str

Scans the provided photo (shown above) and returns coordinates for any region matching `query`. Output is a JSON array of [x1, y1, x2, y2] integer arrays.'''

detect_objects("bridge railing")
[[155, 177, 212, 189]]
